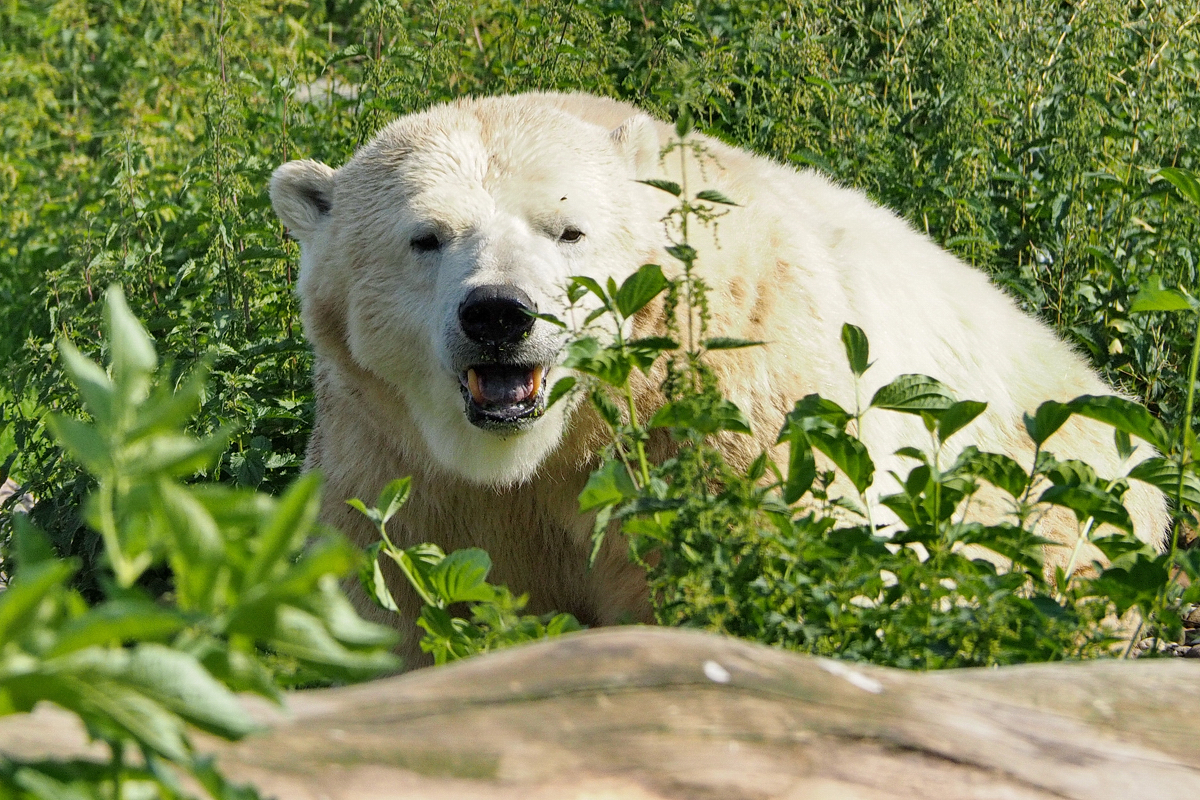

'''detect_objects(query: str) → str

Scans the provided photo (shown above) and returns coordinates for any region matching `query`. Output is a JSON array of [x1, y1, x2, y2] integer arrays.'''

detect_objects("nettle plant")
[[551, 143, 1200, 668], [0, 288, 398, 799], [351, 481, 582, 666]]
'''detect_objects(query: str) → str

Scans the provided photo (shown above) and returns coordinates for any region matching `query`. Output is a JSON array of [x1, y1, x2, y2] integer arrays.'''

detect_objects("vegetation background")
[[1, 0, 1197, 587]]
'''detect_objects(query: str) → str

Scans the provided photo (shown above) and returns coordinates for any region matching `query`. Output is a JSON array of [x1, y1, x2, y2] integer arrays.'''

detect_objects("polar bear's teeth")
[[466, 368, 485, 405], [529, 366, 544, 399], [465, 365, 543, 408]]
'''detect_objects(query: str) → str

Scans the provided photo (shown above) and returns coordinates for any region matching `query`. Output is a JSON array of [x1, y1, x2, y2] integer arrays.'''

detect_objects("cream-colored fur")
[[271, 92, 1167, 668]]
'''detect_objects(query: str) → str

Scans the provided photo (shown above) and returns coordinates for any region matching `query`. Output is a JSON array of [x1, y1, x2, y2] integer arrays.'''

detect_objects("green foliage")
[[0, 288, 398, 799], [2, 0, 1197, 573], [350, 480, 583, 666], [571, 146, 1200, 668]]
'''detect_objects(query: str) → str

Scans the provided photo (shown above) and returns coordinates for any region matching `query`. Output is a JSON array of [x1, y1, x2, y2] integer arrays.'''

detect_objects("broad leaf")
[[1128, 457, 1200, 509], [375, 477, 412, 525], [869, 374, 955, 413], [1067, 395, 1169, 452], [783, 429, 816, 503], [695, 189, 738, 205], [426, 549, 497, 605], [936, 400, 987, 442], [702, 337, 764, 351], [579, 459, 638, 512], [952, 447, 1029, 498], [840, 323, 871, 377], [1157, 167, 1200, 207], [614, 264, 668, 318], [638, 178, 681, 196], [1129, 274, 1197, 313], [1022, 400, 1074, 447]]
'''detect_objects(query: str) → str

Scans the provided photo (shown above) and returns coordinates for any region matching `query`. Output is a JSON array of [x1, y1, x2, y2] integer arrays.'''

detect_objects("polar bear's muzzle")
[[455, 284, 552, 430]]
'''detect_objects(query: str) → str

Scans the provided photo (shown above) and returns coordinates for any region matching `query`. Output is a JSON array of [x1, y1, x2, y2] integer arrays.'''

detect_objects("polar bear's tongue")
[[466, 365, 543, 408]]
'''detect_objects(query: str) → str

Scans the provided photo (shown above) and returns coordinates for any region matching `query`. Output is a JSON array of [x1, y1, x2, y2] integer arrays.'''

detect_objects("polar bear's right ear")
[[610, 114, 660, 179], [270, 160, 335, 240]]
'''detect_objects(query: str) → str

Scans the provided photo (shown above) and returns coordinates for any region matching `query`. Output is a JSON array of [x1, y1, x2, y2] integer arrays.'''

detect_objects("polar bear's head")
[[270, 96, 664, 486]]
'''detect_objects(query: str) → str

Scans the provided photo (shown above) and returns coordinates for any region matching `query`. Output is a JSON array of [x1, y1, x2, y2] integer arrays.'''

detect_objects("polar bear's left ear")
[[610, 114, 660, 178], [270, 159, 335, 241]]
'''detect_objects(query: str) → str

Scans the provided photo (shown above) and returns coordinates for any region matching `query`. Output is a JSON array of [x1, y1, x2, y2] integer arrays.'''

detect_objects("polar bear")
[[270, 92, 1167, 666]]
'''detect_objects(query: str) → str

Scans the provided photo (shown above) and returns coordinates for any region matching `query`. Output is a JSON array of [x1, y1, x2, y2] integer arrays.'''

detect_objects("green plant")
[[351, 479, 583, 666], [560, 141, 1199, 668], [0, 287, 399, 799]]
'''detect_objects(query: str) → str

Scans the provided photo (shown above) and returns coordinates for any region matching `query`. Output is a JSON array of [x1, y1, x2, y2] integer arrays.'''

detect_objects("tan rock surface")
[[3, 628, 1197, 799]]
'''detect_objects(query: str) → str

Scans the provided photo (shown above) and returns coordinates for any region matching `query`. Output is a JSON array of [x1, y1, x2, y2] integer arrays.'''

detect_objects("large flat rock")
[[3, 627, 1197, 798]]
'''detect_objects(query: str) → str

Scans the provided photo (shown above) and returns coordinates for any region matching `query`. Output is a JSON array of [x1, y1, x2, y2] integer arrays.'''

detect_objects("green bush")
[[2, 1, 1197, 567], [558, 151, 1200, 667], [0, 0, 1196, 644], [1, 287, 399, 798]]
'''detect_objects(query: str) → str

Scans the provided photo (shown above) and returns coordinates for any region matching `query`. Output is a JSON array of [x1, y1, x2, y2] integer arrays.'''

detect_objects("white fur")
[[271, 92, 1167, 666]]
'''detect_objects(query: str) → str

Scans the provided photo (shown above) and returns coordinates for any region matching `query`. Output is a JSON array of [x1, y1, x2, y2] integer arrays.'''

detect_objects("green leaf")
[[1022, 400, 1074, 447], [1067, 395, 1169, 452], [936, 400, 987, 442], [1156, 167, 1200, 207], [62, 644, 259, 741], [305, 575, 400, 649], [783, 429, 816, 504], [47, 414, 112, 475], [840, 324, 871, 377], [56, 340, 114, 427], [389, 543, 445, 609], [952, 447, 1029, 498], [104, 285, 157, 402], [1128, 458, 1200, 509], [257, 606, 398, 679], [126, 357, 212, 442], [614, 264, 668, 318], [527, 311, 567, 328], [649, 399, 752, 435], [702, 337, 764, 351], [1129, 274, 1197, 313], [1044, 458, 1100, 488], [665, 244, 696, 263], [243, 471, 322, 588], [12, 766, 96, 800], [626, 336, 678, 373], [345, 497, 381, 527], [563, 338, 632, 387], [1038, 484, 1133, 533], [694, 189, 738, 205], [426, 549, 497, 605], [123, 429, 233, 478], [813, 428, 874, 493], [12, 516, 58, 570], [869, 374, 955, 413], [546, 376, 577, 408], [579, 459, 638, 512], [638, 178, 681, 196], [781, 394, 853, 433], [567, 276, 611, 307], [566, 282, 589, 305], [783, 416, 874, 493], [48, 600, 188, 657], [360, 542, 400, 612], [0, 559, 75, 644], [375, 477, 412, 525]]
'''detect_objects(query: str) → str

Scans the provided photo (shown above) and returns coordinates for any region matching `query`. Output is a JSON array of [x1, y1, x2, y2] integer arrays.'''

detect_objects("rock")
[[1, 628, 1198, 800]]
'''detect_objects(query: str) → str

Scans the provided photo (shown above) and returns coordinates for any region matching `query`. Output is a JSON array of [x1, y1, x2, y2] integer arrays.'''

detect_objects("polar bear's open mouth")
[[460, 364, 547, 428]]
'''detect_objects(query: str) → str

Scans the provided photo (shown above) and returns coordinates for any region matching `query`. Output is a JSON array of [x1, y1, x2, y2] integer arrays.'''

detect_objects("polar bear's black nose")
[[458, 285, 538, 346]]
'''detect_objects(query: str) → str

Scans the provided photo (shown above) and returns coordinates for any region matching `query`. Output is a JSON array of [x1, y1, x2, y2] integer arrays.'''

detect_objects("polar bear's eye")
[[559, 227, 584, 243], [410, 233, 442, 253]]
